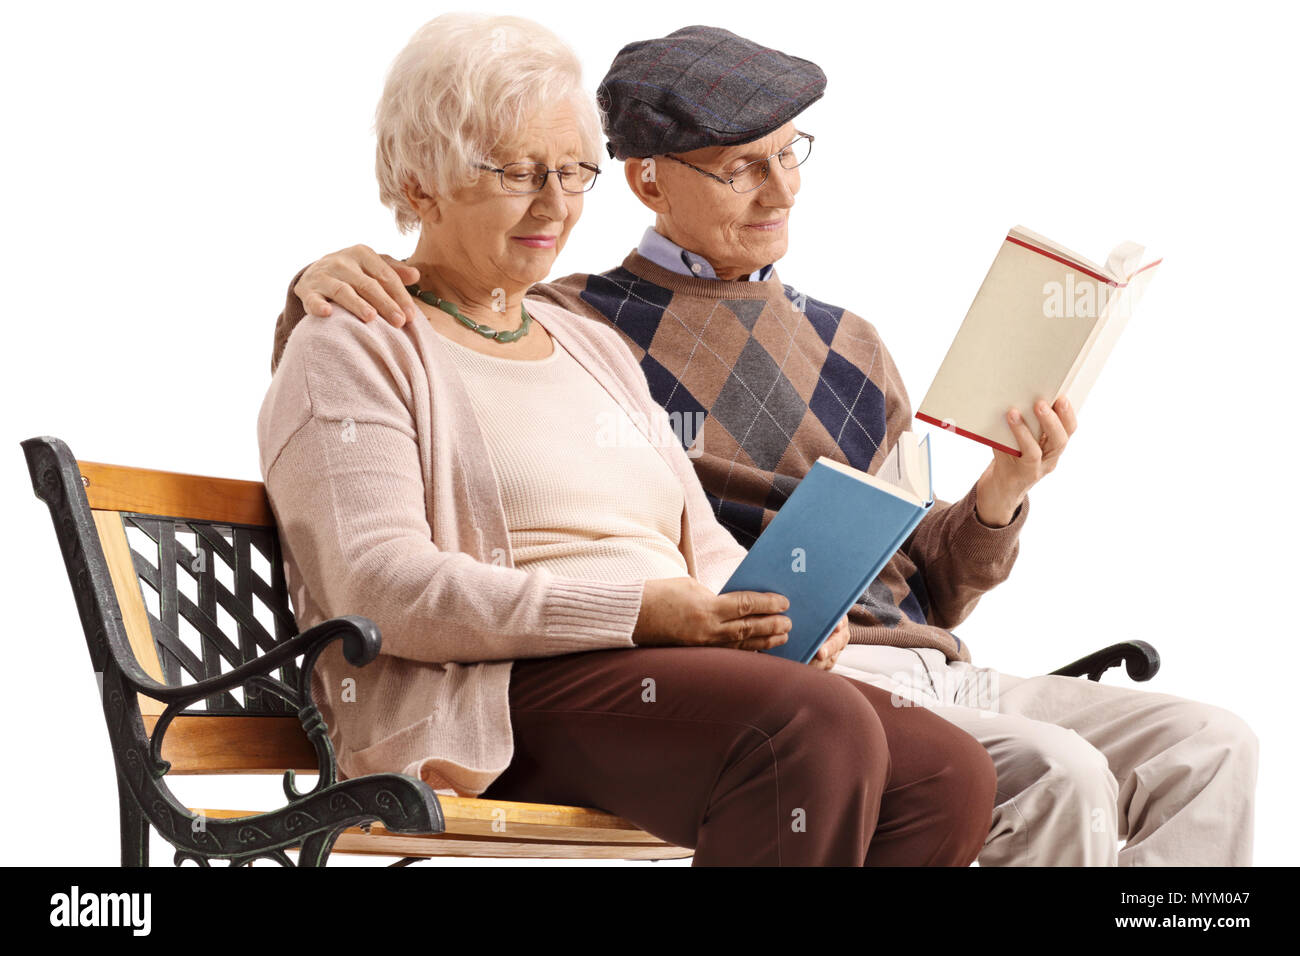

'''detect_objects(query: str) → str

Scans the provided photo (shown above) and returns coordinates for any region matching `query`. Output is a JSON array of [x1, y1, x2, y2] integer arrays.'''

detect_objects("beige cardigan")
[[257, 297, 749, 796]]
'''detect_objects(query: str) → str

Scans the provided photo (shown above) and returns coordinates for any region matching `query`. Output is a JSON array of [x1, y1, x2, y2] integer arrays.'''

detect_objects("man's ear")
[[623, 157, 670, 215], [401, 176, 441, 224]]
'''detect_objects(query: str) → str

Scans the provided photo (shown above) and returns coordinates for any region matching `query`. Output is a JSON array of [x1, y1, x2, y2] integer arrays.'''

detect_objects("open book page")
[[1062, 252, 1161, 412], [898, 432, 931, 503], [910, 433, 933, 504], [875, 437, 903, 488], [819, 432, 931, 507]]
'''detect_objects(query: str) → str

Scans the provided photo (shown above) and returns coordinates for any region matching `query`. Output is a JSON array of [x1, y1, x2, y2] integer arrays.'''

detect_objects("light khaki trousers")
[[831, 645, 1259, 866]]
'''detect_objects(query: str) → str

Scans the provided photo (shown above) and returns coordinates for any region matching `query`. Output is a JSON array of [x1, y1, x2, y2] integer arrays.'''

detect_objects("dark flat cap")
[[597, 25, 826, 160]]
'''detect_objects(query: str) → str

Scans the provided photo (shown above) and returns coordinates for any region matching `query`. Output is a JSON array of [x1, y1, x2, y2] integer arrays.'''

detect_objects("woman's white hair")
[[374, 13, 604, 234]]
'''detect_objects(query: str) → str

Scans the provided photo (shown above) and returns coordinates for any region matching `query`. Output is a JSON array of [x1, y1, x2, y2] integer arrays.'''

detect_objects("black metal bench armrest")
[[1050, 640, 1161, 682], [127, 614, 379, 709], [145, 616, 380, 800]]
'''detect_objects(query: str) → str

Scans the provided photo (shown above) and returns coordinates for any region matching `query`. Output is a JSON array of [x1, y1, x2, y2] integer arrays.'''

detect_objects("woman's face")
[[431, 100, 592, 293]]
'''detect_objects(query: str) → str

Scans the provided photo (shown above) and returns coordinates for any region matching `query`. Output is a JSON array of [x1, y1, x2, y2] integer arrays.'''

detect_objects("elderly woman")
[[259, 13, 995, 866]]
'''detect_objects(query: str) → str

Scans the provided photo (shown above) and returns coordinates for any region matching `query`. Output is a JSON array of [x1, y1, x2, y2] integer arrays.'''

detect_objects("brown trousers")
[[479, 645, 996, 865]]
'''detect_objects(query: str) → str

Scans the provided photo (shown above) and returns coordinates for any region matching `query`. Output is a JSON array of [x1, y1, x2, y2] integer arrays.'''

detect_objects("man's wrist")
[[974, 499, 1015, 528], [974, 472, 1021, 528]]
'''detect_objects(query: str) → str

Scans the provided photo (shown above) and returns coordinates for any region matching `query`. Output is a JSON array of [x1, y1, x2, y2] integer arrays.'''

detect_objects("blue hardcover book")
[[719, 432, 936, 664]]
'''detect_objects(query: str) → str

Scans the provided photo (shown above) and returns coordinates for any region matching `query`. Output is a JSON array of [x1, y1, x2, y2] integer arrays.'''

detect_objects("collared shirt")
[[637, 227, 774, 282]]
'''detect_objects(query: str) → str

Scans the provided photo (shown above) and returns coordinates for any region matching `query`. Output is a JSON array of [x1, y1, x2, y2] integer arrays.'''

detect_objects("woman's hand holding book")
[[633, 577, 792, 652]]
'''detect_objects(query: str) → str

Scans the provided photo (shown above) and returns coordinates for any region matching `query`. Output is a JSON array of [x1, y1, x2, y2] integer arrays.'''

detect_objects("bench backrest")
[[24, 436, 316, 773]]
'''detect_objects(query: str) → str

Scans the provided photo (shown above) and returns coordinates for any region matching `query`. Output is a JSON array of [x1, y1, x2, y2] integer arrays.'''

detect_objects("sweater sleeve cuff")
[[948, 484, 1029, 565], [543, 578, 645, 655]]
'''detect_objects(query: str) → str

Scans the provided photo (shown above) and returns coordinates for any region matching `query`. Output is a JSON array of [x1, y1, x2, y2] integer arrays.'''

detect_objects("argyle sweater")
[[271, 251, 1030, 663]]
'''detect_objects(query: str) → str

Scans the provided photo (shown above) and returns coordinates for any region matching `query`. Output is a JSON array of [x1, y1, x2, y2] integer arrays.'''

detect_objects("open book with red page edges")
[[916, 225, 1162, 456]]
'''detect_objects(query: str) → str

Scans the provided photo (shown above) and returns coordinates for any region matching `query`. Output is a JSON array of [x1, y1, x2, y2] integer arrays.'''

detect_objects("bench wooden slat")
[[197, 796, 681, 848], [93, 509, 166, 716], [332, 833, 692, 860], [78, 459, 273, 526], [142, 714, 318, 773], [433, 795, 667, 843], [190, 809, 691, 859]]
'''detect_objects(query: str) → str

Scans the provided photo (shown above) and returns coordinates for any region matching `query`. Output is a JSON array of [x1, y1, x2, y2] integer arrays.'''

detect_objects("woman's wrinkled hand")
[[633, 577, 791, 652], [809, 615, 849, 671], [294, 244, 423, 326]]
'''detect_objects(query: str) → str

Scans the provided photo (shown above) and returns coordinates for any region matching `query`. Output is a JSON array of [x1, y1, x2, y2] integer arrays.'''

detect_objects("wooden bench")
[[22, 435, 691, 866], [22, 434, 1159, 867]]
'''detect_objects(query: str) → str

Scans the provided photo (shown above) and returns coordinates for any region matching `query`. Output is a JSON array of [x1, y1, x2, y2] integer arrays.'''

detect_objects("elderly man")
[[269, 26, 1258, 866]]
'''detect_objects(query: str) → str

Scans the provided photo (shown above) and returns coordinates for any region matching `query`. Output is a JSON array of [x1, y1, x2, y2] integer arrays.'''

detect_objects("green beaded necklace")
[[404, 282, 531, 344]]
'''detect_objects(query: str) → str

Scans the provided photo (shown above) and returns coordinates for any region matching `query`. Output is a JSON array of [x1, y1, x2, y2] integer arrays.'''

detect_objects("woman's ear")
[[623, 157, 670, 215], [402, 176, 442, 224]]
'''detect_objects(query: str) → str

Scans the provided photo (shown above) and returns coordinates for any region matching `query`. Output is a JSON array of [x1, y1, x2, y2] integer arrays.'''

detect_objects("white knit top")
[[439, 332, 690, 583]]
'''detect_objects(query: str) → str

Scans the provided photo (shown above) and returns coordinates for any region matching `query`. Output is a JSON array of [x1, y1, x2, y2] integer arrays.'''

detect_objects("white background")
[[2, 0, 1295, 867]]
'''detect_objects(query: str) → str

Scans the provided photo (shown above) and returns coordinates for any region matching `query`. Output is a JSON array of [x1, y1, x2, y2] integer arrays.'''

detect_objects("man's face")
[[643, 121, 802, 279]]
